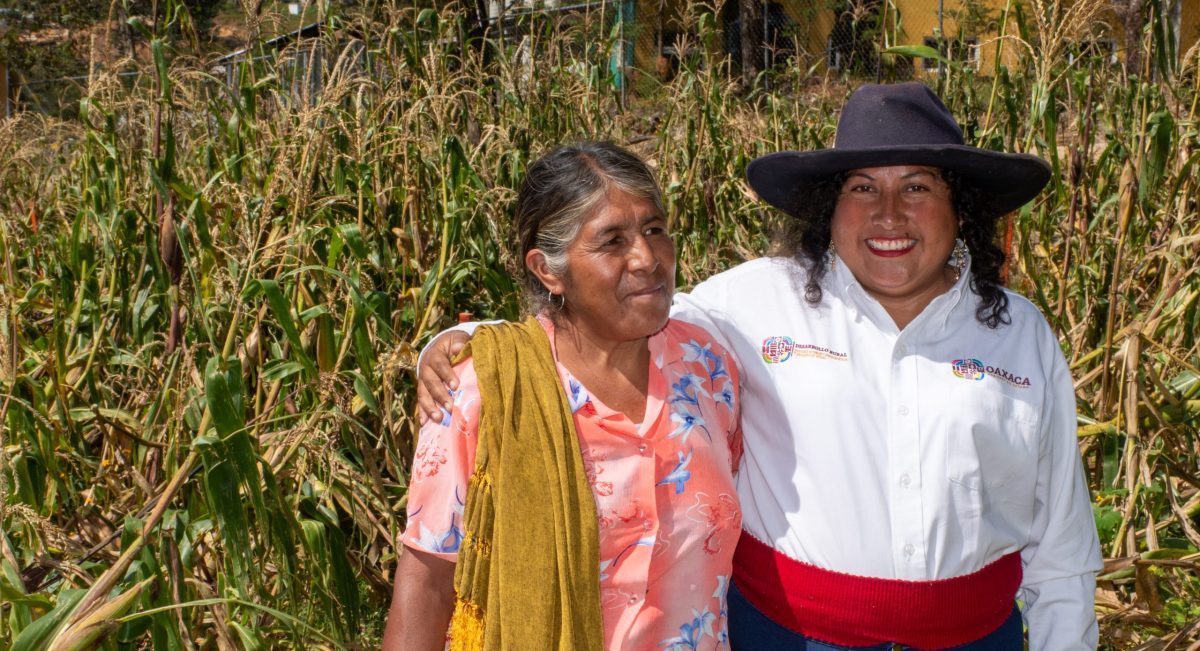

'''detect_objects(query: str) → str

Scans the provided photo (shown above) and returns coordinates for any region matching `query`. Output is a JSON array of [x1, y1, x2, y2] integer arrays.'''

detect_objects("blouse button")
[[642, 519, 654, 531]]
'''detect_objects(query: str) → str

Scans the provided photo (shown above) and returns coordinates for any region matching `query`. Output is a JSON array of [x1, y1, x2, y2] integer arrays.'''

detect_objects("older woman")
[[382, 142, 743, 651], [417, 84, 1101, 650]]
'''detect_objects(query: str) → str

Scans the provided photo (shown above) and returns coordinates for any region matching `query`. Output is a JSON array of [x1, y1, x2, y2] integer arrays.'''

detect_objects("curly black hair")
[[772, 169, 1011, 328]]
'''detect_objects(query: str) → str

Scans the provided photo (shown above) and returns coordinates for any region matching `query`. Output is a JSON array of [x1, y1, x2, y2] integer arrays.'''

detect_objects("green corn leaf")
[[352, 371, 380, 416], [336, 223, 369, 260], [297, 305, 331, 323], [261, 359, 306, 383], [204, 355, 267, 518], [229, 621, 268, 651], [151, 39, 172, 100], [253, 279, 316, 377], [1140, 110, 1175, 202], [316, 314, 337, 373], [11, 589, 86, 651], [202, 459, 254, 586], [882, 44, 946, 65], [204, 356, 244, 438]]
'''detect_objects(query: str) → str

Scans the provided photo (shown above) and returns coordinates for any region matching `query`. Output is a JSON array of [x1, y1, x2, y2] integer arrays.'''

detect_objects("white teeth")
[[866, 238, 916, 251]]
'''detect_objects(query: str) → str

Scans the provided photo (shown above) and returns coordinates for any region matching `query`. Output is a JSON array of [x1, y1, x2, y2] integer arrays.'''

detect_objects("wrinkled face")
[[831, 165, 960, 310], [533, 188, 676, 343]]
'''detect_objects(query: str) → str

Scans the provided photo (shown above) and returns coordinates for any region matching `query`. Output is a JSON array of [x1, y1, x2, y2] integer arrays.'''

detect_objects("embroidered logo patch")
[[952, 358, 986, 381], [761, 336, 794, 363], [761, 337, 849, 364], [951, 359, 1032, 388]]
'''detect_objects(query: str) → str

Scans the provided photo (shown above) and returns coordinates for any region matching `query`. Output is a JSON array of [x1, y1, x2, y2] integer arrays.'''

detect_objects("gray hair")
[[515, 141, 665, 314]]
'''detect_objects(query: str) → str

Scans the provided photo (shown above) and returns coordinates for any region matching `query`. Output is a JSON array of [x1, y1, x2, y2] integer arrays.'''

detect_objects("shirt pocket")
[[945, 384, 1041, 495]]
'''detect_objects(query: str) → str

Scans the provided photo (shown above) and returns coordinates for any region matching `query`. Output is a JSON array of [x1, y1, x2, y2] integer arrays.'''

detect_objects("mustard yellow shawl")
[[449, 317, 604, 650]]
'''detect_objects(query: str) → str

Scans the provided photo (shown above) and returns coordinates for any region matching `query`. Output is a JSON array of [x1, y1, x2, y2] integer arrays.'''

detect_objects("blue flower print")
[[414, 521, 464, 554], [714, 380, 734, 411], [669, 373, 709, 407], [600, 535, 656, 582], [705, 351, 728, 382], [414, 489, 466, 553], [713, 575, 730, 645], [436, 387, 473, 427], [566, 377, 591, 414], [438, 406, 453, 428], [669, 408, 709, 443], [681, 339, 729, 383], [680, 340, 712, 365], [659, 608, 717, 650], [658, 449, 694, 495]]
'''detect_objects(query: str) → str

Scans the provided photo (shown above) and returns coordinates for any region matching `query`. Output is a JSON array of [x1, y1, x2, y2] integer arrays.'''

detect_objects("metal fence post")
[[763, 0, 769, 89], [937, 0, 944, 76]]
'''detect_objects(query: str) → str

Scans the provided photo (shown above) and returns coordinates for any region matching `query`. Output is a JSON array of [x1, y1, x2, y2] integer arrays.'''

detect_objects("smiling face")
[[527, 187, 676, 344], [830, 165, 960, 318]]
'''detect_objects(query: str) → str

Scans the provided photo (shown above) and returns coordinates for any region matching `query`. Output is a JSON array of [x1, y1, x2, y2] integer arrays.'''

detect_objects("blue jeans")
[[727, 581, 1024, 651]]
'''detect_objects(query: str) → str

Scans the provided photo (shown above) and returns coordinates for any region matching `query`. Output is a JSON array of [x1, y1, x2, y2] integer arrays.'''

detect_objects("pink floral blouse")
[[403, 317, 743, 650]]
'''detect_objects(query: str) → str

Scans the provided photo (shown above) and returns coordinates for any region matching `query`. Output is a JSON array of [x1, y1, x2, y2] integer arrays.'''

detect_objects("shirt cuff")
[[1019, 572, 1098, 651]]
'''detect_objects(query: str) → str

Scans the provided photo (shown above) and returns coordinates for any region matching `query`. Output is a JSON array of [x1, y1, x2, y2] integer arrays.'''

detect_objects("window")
[[827, 44, 846, 71]]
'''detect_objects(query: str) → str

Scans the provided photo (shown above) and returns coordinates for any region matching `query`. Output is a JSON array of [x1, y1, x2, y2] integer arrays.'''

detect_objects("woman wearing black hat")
[[416, 82, 1101, 650]]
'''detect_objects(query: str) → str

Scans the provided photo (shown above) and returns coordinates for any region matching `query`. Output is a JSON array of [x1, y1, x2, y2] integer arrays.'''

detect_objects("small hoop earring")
[[547, 290, 565, 310], [950, 238, 969, 281]]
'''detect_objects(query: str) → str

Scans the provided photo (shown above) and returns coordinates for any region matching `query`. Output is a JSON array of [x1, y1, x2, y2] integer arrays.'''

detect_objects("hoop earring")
[[950, 238, 969, 281], [547, 290, 565, 310]]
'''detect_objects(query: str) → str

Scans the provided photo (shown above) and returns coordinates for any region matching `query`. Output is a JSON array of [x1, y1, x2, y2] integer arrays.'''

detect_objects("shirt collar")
[[825, 249, 973, 334], [537, 312, 668, 366]]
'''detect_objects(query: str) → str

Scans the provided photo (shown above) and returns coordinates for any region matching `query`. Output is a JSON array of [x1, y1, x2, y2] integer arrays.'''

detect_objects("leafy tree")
[[0, 0, 228, 82]]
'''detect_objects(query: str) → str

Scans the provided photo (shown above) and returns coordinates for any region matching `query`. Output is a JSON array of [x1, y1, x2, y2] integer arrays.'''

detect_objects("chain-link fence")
[[476, 0, 1166, 89]]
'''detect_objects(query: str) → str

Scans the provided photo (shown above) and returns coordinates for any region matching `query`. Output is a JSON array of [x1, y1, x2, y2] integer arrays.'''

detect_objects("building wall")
[[894, 0, 1005, 74], [629, 0, 1197, 79], [1183, 0, 1199, 61]]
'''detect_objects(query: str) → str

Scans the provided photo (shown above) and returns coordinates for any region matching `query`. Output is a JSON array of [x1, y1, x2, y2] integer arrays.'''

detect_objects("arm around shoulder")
[[416, 321, 498, 423]]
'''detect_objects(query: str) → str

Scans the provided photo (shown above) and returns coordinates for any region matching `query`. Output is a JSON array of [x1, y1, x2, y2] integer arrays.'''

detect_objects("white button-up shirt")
[[671, 256, 1101, 650]]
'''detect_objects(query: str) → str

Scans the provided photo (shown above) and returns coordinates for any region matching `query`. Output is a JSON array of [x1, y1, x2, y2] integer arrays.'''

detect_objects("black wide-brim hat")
[[747, 82, 1051, 218]]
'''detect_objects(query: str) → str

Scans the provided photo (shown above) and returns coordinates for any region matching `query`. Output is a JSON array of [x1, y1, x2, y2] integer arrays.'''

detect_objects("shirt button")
[[903, 544, 915, 557], [642, 519, 654, 531], [897, 406, 909, 416], [638, 443, 649, 456], [896, 344, 908, 356], [628, 594, 640, 604], [899, 473, 911, 487]]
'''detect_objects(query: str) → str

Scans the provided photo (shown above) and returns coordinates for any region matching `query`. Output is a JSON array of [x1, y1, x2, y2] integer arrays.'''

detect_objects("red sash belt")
[[732, 532, 1022, 650]]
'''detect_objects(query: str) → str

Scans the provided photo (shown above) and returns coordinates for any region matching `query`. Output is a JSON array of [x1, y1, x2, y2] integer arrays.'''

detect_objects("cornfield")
[[1, 1, 1198, 648]]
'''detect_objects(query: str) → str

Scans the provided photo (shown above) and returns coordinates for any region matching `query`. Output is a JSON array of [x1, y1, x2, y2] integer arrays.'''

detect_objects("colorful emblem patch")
[[761, 337, 849, 364], [952, 358, 986, 381], [952, 358, 1032, 388], [761, 336, 794, 363]]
